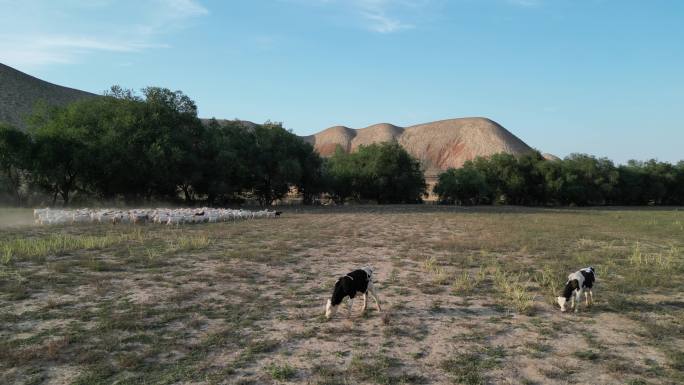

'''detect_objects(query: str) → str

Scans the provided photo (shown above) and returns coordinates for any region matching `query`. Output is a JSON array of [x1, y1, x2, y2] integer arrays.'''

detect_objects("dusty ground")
[[1, 206, 683, 385]]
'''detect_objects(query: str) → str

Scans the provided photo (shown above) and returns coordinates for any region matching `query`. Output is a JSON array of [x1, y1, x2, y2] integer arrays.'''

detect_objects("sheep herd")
[[33, 207, 279, 226]]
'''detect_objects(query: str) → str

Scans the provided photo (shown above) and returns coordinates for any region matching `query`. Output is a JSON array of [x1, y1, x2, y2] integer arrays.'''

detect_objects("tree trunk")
[[61, 189, 69, 206]]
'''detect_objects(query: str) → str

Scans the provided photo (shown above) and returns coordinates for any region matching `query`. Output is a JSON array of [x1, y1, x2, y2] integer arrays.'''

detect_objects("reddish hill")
[[302, 117, 534, 174]]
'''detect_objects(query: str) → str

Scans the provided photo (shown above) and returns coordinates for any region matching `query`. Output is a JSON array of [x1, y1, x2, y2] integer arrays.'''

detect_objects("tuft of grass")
[[172, 235, 211, 251], [492, 266, 535, 314], [667, 350, 684, 371], [423, 256, 451, 285], [629, 241, 677, 270], [533, 265, 563, 305], [625, 379, 648, 385], [440, 353, 485, 385], [1, 245, 13, 265], [265, 362, 296, 381], [310, 364, 348, 385], [573, 349, 600, 361], [440, 346, 506, 385], [348, 353, 425, 384], [0, 232, 149, 264], [525, 341, 553, 358], [452, 267, 486, 296]]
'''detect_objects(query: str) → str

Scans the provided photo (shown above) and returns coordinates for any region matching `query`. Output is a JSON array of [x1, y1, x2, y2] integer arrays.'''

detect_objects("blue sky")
[[1, 0, 682, 163]]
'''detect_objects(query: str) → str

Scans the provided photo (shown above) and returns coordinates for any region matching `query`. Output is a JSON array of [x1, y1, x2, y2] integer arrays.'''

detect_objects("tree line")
[[1, 87, 682, 207], [434, 152, 684, 206], [0, 86, 426, 206]]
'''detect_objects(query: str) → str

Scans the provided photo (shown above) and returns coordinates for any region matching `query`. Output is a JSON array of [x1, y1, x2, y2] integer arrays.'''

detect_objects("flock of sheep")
[[33, 207, 279, 226]]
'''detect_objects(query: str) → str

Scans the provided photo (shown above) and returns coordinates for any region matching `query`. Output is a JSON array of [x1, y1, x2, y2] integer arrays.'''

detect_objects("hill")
[[0, 63, 96, 129], [301, 117, 534, 174]]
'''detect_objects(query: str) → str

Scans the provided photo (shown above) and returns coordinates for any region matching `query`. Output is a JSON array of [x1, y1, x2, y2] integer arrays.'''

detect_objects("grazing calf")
[[557, 267, 595, 312], [325, 267, 381, 319]]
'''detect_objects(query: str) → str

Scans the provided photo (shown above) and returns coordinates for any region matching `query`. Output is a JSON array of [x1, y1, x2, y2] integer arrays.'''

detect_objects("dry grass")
[[1, 206, 683, 384]]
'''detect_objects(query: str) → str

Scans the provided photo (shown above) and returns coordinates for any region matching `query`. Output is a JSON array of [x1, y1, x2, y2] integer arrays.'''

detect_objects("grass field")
[[1, 206, 683, 385]]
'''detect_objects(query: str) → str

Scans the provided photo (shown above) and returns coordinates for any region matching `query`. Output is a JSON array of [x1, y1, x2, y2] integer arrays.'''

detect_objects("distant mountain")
[[0, 63, 96, 129], [301, 117, 534, 175]]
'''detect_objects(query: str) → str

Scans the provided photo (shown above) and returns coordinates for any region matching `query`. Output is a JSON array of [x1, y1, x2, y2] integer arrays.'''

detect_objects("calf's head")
[[325, 279, 346, 319], [325, 299, 337, 319], [557, 296, 569, 312]]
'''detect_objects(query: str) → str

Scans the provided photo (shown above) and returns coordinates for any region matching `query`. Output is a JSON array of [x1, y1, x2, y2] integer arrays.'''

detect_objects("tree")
[[557, 154, 618, 206], [433, 165, 489, 205], [325, 147, 357, 203], [195, 119, 252, 205], [296, 144, 325, 205], [0, 124, 32, 205], [325, 142, 426, 204], [27, 102, 96, 205], [673, 161, 684, 205], [141, 87, 205, 203], [247, 122, 315, 206], [358, 142, 426, 203], [30, 128, 88, 206]]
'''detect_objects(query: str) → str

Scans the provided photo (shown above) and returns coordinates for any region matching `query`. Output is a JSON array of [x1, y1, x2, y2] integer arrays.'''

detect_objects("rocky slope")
[[0, 63, 96, 129]]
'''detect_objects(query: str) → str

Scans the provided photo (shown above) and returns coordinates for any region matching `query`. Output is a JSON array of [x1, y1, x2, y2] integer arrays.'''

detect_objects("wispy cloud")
[[161, 0, 209, 18], [506, 0, 542, 7], [291, 0, 428, 34], [356, 0, 416, 33], [0, 0, 208, 69]]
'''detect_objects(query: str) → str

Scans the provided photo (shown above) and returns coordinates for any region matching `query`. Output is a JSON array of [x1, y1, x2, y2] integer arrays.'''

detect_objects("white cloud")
[[507, 0, 542, 7], [0, 0, 207, 69], [291, 0, 427, 33], [161, 0, 209, 17], [356, 0, 417, 33], [360, 11, 414, 33]]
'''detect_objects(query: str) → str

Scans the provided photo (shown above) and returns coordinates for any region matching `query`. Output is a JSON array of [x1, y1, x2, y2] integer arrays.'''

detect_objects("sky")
[[1, 0, 682, 164]]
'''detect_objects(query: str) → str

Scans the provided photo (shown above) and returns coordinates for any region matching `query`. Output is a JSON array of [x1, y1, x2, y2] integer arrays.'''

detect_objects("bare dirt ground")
[[1, 206, 683, 384]]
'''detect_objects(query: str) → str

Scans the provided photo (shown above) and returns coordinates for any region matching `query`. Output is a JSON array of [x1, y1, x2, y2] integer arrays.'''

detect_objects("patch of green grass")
[[265, 362, 296, 381], [0, 232, 135, 263], [573, 349, 600, 361], [667, 350, 684, 371], [452, 267, 486, 296], [171, 234, 211, 251], [625, 379, 648, 385], [492, 266, 534, 314], [348, 353, 426, 385], [423, 256, 452, 285], [310, 364, 348, 385], [440, 346, 506, 385], [524, 341, 552, 358]]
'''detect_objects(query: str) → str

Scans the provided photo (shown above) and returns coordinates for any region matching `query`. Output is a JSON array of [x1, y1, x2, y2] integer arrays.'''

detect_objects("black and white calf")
[[325, 267, 381, 319], [557, 267, 595, 312]]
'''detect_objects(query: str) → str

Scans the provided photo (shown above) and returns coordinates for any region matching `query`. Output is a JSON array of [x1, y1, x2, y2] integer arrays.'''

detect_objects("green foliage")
[[15, 86, 322, 206], [435, 151, 683, 206], [325, 142, 426, 203], [25, 87, 194, 204], [0, 124, 32, 204], [433, 166, 489, 205], [247, 121, 320, 206], [195, 119, 251, 205]]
